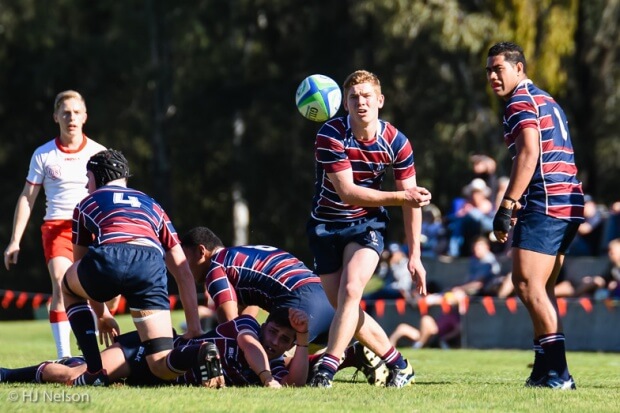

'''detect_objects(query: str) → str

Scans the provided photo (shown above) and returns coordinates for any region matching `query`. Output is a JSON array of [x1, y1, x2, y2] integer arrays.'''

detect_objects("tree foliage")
[[0, 0, 617, 291]]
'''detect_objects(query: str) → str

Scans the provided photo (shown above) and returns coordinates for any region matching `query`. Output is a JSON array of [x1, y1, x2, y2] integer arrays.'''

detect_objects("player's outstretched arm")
[[237, 331, 281, 388], [327, 169, 431, 208], [166, 244, 202, 338]]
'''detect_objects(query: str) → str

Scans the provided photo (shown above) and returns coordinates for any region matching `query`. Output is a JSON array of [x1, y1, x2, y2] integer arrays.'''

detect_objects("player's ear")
[[377, 93, 385, 109], [198, 244, 210, 260]]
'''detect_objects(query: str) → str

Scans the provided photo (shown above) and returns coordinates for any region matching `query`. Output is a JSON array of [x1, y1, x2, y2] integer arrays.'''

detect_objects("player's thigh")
[[62, 260, 93, 300], [132, 310, 174, 373], [131, 309, 174, 342], [47, 256, 73, 286], [319, 271, 342, 307], [101, 344, 131, 382], [512, 247, 556, 288], [341, 244, 380, 294]]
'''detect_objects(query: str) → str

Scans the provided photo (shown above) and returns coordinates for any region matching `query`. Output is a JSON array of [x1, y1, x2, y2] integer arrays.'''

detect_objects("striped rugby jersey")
[[72, 185, 179, 254], [174, 315, 288, 386], [503, 80, 584, 222], [311, 115, 416, 222], [205, 245, 320, 310]]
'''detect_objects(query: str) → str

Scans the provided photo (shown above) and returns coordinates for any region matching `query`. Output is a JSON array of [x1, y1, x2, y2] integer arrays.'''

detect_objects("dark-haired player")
[[181, 226, 335, 345], [61, 149, 203, 386], [487, 42, 584, 390], [0, 308, 310, 388]]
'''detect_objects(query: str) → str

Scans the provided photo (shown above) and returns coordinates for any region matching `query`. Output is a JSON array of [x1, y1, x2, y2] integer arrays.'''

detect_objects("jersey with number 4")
[[503, 79, 584, 222], [72, 185, 179, 254]]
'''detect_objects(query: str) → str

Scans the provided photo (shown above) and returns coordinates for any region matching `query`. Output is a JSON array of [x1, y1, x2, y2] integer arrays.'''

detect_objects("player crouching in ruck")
[[61, 149, 206, 386]]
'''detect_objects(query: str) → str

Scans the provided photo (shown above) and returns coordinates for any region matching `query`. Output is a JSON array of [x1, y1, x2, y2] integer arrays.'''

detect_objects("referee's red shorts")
[[41, 220, 74, 263]]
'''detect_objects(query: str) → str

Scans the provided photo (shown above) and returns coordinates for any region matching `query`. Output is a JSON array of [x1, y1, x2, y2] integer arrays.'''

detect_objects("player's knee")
[[142, 337, 175, 379], [142, 337, 173, 356]]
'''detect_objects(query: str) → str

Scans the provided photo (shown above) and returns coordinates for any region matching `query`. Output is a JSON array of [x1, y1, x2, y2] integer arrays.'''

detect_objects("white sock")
[[50, 310, 72, 358]]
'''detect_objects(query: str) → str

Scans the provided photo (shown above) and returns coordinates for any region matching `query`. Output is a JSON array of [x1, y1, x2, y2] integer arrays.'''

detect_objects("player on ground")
[[306, 70, 432, 388], [0, 308, 310, 388], [3, 90, 106, 358], [181, 226, 335, 345], [487, 42, 584, 390], [62, 149, 203, 386]]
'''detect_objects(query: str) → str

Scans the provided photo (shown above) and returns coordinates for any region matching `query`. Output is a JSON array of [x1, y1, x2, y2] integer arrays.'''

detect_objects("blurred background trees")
[[0, 0, 618, 292]]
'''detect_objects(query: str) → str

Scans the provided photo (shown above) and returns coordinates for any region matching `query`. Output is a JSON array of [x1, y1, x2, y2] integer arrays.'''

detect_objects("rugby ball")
[[295, 74, 342, 122]]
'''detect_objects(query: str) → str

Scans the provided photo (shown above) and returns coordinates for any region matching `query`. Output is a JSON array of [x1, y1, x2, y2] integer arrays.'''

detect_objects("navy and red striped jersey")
[[503, 80, 584, 222], [175, 315, 288, 386], [205, 245, 320, 310], [72, 185, 180, 254], [311, 115, 416, 222]]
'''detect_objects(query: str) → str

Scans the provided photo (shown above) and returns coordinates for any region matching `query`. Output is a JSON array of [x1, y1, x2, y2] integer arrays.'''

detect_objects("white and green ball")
[[295, 74, 342, 122]]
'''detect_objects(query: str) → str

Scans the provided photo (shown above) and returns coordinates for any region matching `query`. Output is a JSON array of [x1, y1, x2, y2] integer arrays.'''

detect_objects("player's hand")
[[264, 377, 282, 389], [203, 375, 226, 389], [98, 315, 120, 347], [403, 187, 432, 208], [4, 242, 20, 270], [181, 327, 203, 340], [408, 256, 427, 296], [288, 308, 309, 336], [492, 202, 519, 243]]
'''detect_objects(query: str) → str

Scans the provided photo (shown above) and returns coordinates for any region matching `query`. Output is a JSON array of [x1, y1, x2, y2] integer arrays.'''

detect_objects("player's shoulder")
[[379, 120, 408, 144], [318, 116, 348, 137], [32, 138, 59, 155], [83, 136, 107, 153]]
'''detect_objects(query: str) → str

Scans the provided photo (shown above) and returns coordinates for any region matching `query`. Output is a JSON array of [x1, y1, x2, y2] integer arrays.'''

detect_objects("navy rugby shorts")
[[306, 211, 388, 275], [77, 244, 170, 310], [512, 211, 579, 255]]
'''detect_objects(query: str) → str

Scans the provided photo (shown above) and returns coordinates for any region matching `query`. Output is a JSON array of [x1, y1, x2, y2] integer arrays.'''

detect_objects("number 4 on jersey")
[[113, 192, 142, 208]]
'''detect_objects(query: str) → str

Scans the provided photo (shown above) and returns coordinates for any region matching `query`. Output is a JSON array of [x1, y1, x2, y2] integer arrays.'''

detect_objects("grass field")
[[1, 311, 619, 413]]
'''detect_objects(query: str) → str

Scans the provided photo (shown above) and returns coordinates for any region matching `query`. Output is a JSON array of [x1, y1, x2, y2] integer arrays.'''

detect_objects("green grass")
[[1, 312, 619, 413]]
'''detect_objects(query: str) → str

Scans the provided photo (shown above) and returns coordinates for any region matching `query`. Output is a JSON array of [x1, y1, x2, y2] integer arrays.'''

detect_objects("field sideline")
[[0, 311, 618, 413]]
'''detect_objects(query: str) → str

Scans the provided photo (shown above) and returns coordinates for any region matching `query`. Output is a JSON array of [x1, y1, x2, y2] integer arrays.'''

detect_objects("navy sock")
[[316, 353, 340, 379], [530, 339, 546, 380], [382, 347, 406, 370], [539, 333, 569, 380], [66, 302, 103, 373], [166, 344, 202, 373], [1, 364, 40, 383]]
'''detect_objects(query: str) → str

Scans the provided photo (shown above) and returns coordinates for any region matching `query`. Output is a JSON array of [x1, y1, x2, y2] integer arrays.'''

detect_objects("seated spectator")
[[568, 195, 607, 256], [421, 203, 447, 258], [363, 243, 412, 300], [451, 236, 501, 297], [601, 201, 620, 250], [389, 308, 461, 350], [447, 178, 494, 257], [572, 238, 620, 300]]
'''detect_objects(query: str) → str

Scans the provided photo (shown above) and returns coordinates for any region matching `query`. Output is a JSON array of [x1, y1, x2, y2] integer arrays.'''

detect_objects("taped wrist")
[[493, 206, 513, 232]]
